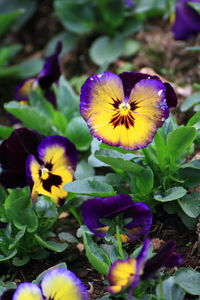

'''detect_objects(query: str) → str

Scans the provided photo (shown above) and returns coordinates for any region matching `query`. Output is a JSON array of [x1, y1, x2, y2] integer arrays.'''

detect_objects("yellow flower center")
[[118, 103, 131, 115], [41, 167, 50, 180]]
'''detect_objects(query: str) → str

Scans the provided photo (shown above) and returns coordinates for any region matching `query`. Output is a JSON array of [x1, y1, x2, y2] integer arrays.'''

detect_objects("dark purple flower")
[[172, 0, 200, 40], [0, 128, 43, 188], [14, 42, 62, 106], [82, 194, 152, 242], [107, 239, 183, 294], [80, 72, 177, 150]]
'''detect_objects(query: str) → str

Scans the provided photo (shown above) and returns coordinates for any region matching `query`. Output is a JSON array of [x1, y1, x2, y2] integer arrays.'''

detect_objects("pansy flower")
[[0, 128, 43, 188], [14, 42, 62, 106], [26, 135, 78, 206], [0, 268, 88, 300], [82, 194, 152, 242], [80, 72, 177, 150], [107, 239, 183, 294], [172, 0, 200, 40]]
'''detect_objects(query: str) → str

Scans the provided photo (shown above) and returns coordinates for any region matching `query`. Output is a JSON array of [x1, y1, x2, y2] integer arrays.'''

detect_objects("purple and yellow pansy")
[[14, 42, 62, 106], [107, 239, 183, 295], [172, 0, 200, 40], [80, 71, 177, 150], [0, 268, 88, 300], [82, 194, 152, 242], [26, 135, 78, 206]]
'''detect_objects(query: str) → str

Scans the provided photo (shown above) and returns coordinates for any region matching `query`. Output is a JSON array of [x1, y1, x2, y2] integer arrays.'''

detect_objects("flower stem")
[[116, 225, 125, 259], [69, 207, 82, 226]]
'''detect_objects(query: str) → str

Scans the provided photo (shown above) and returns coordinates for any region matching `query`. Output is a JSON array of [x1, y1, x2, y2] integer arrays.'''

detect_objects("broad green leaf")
[[135, 167, 154, 195], [98, 0, 124, 29], [166, 126, 196, 161], [29, 89, 54, 118], [0, 44, 22, 66], [75, 160, 95, 179], [66, 116, 92, 151], [180, 92, 200, 111], [156, 277, 185, 300], [187, 111, 200, 127], [174, 268, 200, 295], [95, 149, 144, 174], [8, 227, 26, 250], [4, 101, 53, 135], [4, 188, 38, 233], [64, 179, 115, 197], [54, 0, 94, 34], [178, 192, 200, 218], [12, 256, 29, 266], [53, 111, 68, 134], [176, 207, 197, 230], [179, 160, 200, 187], [0, 249, 17, 262], [154, 187, 187, 202], [0, 125, 13, 139], [122, 39, 141, 57], [154, 129, 170, 171], [34, 234, 68, 252], [33, 262, 68, 285], [0, 10, 23, 36], [56, 75, 79, 119], [89, 36, 124, 65], [83, 232, 110, 275]]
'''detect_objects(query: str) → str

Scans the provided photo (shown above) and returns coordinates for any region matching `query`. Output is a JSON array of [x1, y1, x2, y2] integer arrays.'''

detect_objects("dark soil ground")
[[0, 0, 200, 299]]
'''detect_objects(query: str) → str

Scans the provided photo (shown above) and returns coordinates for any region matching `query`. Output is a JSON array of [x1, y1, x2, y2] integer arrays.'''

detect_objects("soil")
[[0, 1, 200, 299]]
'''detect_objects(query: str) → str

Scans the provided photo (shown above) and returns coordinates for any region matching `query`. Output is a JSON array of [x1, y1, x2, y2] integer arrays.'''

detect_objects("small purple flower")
[[124, 0, 134, 9], [80, 72, 177, 150], [172, 0, 200, 40], [26, 135, 78, 206], [107, 239, 183, 294], [0, 128, 43, 188], [82, 194, 152, 242], [0, 268, 88, 300], [14, 42, 62, 106]]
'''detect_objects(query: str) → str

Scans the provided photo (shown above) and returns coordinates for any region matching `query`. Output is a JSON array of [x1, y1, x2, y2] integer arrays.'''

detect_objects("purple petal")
[[172, 0, 200, 40], [41, 268, 88, 300], [124, 0, 134, 8], [37, 41, 62, 90], [82, 194, 152, 240], [124, 203, 152, 241], [13, 283, 43, 300], [0, 128, 43, 188], [164, 82, 177, 108], [37, 135, 78, 171], [0, 289, 16, 300], [142, 241, 183, 279]]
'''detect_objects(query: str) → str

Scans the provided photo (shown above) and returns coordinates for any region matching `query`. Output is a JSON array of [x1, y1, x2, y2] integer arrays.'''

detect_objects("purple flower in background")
[[82, 194, 152, 242], [124, 0, 134, 9], [0, 128, 43, 188], [0, 268, 88, 300], [80, 72, 177, 150], [107, 239, 183, 294], [172, 0, 200, 40], [14, 42, 62, 106]]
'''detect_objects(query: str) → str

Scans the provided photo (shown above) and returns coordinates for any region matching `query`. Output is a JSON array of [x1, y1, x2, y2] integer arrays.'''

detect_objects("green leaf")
[[179, 160, 200, 187], [75, 160, 95, 180], [83, 232, 110, 275], [4, 101, 53, 135], [187, 111, 200, 127], [156, 277, 185, 300], [29, 89, 54, 118], [177, 207, 197, 230], [166, 126, 197, 161], [0, 10, 23, 36], [174, 268, 200, 295], [53, 111, 68, 134], [122, 39, 141, 57], [8, 227, 26, 250], [64, 179, 115, 197], [89, 36, 124, 66], [12, 256, 29, 266], [0, 44, 22, 66], [4, 188, 38, 233], [178, 192, 200, 218], [56, 75, 79, 119], [135, 167, 154, 195], [34, 234, 68, 252], [33, 262, 68, 284], [66, 116, 92, 151], [154, 187, 187, 202], [0, 126, 13, 139], [188, 1, 200, 14], [54, 0, 94, 34], [0, 249, 17, 262], [180, 92, 200, 111], [98, 0, 124, 28], [95, 149, 144, 174]]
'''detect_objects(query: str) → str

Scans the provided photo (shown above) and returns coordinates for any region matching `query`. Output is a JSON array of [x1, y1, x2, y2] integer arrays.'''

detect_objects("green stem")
[[69, 207, 82, 226], [116, 225, 125, 259]]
